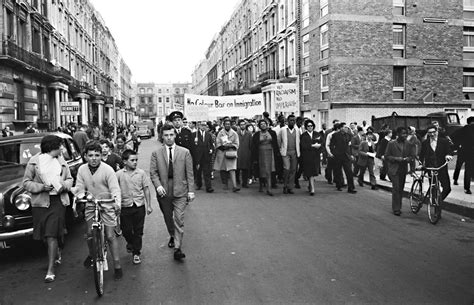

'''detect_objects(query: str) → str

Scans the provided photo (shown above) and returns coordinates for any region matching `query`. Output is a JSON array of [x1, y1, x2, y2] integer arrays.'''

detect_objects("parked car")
[[0, 132, 84, 246], [135, 122, 152, 139]]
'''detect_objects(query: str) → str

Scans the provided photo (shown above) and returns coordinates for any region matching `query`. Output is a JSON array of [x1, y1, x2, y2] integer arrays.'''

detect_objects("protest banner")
[[184, 93, 264, 120], [274, 83, 299, 114]]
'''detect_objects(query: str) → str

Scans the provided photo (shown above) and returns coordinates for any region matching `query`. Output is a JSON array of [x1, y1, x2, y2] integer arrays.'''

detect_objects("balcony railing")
[[2, 39, 72, 81], [2, 39, 47, 71], [258, 70, 276, 82]]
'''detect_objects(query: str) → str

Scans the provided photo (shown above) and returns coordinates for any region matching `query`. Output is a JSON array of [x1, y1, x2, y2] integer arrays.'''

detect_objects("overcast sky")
[[90, 0, 237, 84]]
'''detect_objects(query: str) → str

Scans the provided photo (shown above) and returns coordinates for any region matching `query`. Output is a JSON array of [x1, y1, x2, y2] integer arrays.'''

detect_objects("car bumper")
[[0, 228, 33, 241]]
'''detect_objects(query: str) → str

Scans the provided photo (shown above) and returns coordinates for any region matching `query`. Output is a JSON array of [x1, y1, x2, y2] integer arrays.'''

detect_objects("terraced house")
[[193, 0, 474, 128], [0, 0, 133, 132]]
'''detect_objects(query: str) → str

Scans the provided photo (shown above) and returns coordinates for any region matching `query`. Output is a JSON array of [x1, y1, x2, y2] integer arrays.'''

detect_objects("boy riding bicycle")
[[74, 141, 123, 280]]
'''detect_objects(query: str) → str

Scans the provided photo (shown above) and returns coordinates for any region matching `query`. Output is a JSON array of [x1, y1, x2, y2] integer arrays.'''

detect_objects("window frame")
[[320, 24, 329, 60], [320, 0, 328, 17], [320, 67, 329, 101], [393, 66, 406, 100], [393, 24, 405, 58]]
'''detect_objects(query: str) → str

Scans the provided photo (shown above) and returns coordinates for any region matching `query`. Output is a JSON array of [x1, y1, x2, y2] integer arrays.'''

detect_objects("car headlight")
[[14, 193, 31, 211]]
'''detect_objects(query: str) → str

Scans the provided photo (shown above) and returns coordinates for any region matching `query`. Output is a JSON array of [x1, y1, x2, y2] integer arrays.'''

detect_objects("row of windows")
[[138, 88, 188, 94]]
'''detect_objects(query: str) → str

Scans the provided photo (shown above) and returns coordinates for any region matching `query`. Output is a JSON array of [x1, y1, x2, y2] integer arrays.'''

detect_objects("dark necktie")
[[168, 147, 173, 178]]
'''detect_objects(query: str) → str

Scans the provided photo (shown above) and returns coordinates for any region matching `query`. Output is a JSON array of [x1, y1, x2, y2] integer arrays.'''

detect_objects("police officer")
[[169, 111, 195, 158]]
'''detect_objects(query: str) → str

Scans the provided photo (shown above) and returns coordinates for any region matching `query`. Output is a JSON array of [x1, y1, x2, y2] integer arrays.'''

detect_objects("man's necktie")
[[168, 147, 173, 178]]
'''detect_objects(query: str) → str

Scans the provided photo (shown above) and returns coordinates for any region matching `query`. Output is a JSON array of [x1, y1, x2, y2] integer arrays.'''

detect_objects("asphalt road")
[[0, 138, 473, 305]]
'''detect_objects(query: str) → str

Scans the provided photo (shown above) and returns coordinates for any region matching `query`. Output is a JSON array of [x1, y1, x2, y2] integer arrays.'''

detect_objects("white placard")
[[274, 83, 299, 113], [184, 93, 264, 121]]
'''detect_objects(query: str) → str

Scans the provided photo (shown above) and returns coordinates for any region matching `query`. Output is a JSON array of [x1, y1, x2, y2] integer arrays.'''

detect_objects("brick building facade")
[[304, 0, 472, 127], [193, 0, 474, 127]]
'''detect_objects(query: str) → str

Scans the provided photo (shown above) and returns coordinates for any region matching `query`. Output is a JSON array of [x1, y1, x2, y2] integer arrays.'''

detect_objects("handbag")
[[224, 150, 237, 159]]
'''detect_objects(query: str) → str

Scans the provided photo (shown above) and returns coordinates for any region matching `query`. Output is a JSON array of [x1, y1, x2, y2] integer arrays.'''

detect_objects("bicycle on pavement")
[[74, 192, 116, 297], [409, 161, 449, 225]]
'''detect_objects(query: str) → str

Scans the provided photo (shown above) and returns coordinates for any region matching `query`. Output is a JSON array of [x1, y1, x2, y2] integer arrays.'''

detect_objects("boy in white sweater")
[[74, 141, 123, 280]]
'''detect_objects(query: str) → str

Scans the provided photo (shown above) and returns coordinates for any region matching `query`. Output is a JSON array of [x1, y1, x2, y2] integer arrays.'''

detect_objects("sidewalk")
[[361, 163, 474, 219]]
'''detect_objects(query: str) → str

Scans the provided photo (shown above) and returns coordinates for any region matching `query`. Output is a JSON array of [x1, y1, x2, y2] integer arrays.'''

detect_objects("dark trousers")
[[379, 158, 388, 180], [236, 169, 249, 186], [325, 157, 335, 183], [438, 169, 451, 201], [358, 158, 376, 186], [388, 172, 406, 213], [352, 157, 360, 176], [195, 159, 212, 190], [453, 152, 465, 182], [295, 157, 303, 185], [120, 204, 146, 255], [334, 157, 355, 190], [465, 159, 474, 191]]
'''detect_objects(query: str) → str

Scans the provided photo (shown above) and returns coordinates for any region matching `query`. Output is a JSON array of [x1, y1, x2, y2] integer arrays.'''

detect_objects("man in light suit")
[[150, 124, 195, 260], [278, 114, 300, 194]]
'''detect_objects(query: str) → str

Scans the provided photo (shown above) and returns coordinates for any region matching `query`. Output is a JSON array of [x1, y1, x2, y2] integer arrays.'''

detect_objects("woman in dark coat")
[[251, 120, 280, 196], [300, 119, 322, 195]]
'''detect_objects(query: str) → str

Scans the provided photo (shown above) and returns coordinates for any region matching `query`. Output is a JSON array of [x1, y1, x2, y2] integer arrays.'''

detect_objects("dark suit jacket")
[[357, 141, 375, 167], [176, 128, 195, 158], [330, 131, 351, 161], [384, 140, 416, 176], [150, 144, 195, 198], [192, 130, 214, 163], [419, 137, 452, 170], [350, 134, 362, 157]]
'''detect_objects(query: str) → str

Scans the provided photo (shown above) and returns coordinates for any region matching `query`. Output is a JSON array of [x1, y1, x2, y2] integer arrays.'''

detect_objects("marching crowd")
[[19, 109, 474, 284]]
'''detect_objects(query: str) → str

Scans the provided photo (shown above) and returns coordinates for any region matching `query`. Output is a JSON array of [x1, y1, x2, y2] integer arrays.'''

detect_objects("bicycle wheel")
[[91, 226, 105, 296], [409, 179, 423, 214], [428, 186, 442, 225]]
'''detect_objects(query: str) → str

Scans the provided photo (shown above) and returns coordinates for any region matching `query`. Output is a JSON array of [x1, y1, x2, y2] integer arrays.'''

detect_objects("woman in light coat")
[[23, 135, 73, 283], [213, 118, 240, 191]]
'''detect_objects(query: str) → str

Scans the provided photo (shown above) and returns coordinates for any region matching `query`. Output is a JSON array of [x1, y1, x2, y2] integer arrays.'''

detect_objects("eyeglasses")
[[307, 125, 314, 128]]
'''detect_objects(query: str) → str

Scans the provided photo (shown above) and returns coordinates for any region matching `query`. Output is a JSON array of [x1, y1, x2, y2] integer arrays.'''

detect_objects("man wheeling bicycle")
[[74, 141, 123, 280], [418, 125, 454, 203]]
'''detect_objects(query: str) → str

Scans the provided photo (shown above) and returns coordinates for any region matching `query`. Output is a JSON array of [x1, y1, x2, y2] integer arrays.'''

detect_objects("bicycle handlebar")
[[423, 161, 449, 172]]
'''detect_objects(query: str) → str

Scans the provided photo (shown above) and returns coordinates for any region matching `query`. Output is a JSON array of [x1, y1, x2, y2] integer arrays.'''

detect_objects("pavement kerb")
[[363, 177, 474, 219]]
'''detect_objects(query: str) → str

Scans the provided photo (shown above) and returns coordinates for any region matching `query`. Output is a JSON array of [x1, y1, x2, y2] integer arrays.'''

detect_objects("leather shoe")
[[232, 187, 240, 192], [295, 183, 301, 189], [371, 186, 377, 190], [336, 187, 342, 191], [168, 237, 175, 248], [266, 190, 273, 196], [196, 186, 202, 190], [358, 181, 364, 187], [348, 189, 357, 194], [287, 189, 294, 194], [283, 187, 288, 194], [393, 211, 402, 216], [453, 180, 458, 185], [310, 192, 314, 196], [465, 189, 472, 195], [174, 248, 186, 260], [206, 188, 214, 193]]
